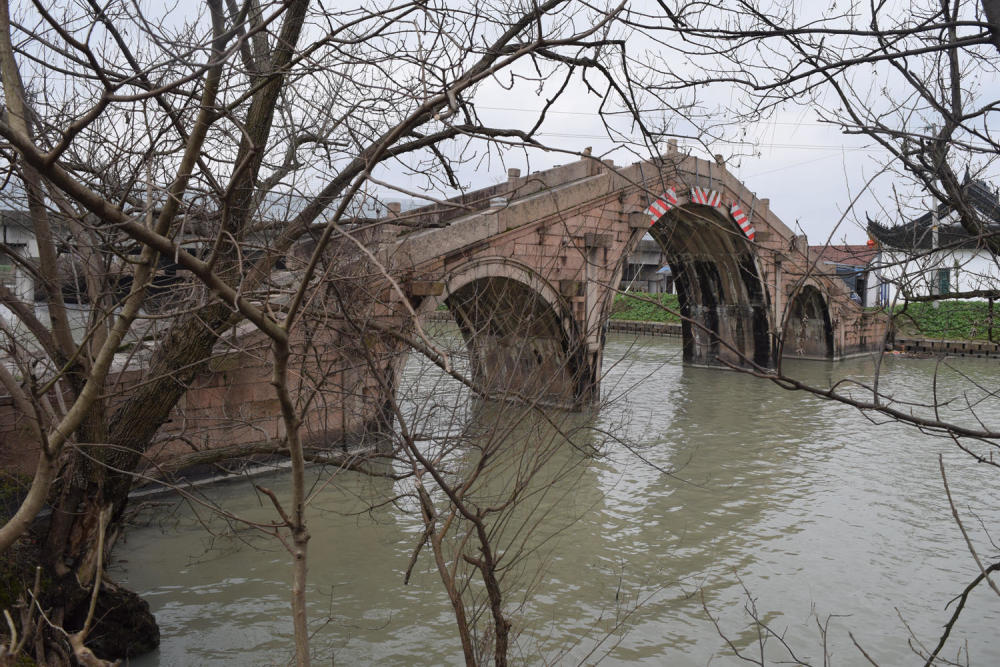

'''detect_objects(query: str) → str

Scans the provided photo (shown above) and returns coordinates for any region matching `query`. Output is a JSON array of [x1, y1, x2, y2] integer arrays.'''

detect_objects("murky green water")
[[116, 331, 1000, 665]]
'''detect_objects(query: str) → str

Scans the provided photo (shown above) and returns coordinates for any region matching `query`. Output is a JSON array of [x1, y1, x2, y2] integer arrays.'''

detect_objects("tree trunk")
[[27, 0, 314, 645], [34, 301, 235, 659]]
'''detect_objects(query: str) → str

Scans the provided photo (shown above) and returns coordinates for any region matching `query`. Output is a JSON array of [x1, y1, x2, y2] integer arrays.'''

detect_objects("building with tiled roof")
[[867, 177, 1000, 251], [810, 244, 877, 268], [865, 174, 1000, 303]]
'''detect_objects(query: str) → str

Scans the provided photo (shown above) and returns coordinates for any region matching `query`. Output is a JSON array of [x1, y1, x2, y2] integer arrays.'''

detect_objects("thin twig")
[[924, 562, 1000, 666], [848, 631, 881, 666], [939, 452, 1000, 598]]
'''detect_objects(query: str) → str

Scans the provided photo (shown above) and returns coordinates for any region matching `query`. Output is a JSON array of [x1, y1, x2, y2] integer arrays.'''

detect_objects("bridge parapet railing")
[[385, 159, 606, 232]]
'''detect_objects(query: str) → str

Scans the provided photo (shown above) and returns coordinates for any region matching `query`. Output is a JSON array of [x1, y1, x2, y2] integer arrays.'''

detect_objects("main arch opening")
[[649, 203, 772, 367]]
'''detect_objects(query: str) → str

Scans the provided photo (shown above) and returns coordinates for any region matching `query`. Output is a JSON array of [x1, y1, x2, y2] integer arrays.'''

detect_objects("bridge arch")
[[650, 202, 772, 367], [782, 283, 834, 359], [415, 258, 593, 407]]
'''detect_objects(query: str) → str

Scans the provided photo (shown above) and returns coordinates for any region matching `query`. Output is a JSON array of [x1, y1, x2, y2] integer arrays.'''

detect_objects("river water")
[[115, 329, 1000, 665]]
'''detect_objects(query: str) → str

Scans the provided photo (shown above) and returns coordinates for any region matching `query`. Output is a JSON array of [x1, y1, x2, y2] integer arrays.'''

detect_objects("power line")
[[742, 152, 842, 178], [478, 105, 845, 126], [531, 130, 874, 151]]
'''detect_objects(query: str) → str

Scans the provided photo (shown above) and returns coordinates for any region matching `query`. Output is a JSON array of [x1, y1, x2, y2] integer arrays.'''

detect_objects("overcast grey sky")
[[375, 0, 1000, 247], [380, 86, 895, 246], [11, 0, 996, 247]]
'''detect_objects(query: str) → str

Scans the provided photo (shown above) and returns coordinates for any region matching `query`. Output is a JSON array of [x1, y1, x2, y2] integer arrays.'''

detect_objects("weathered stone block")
[[190, 386, 228, 410], [558, 252, 585, 273], [407, 280, 444, 296], [583, 232, 613, 248], [513, 243, 545, 257], [247, 399, 282, 416], [209, 352, 245, 372], [560, 280, 585, 297], [225, 381, 273, 406], [627, 211, 649, 229]]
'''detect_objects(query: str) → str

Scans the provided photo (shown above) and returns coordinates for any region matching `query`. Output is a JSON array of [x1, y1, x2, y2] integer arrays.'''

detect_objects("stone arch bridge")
[[145, 148, 859, 456], [159, 148, 888, 457], [1, 150, 890, 464], [371, 149, 886, 405]]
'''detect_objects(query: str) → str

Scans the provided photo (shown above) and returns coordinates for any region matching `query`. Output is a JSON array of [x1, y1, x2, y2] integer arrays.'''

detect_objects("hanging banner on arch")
[[730, 203, 755, 241], [645, 188, 678, 224], [690, 186, 722, 208]]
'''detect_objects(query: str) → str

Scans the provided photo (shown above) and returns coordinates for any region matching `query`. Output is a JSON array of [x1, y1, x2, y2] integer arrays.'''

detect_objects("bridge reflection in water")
[[118, 330, 1000, 666]]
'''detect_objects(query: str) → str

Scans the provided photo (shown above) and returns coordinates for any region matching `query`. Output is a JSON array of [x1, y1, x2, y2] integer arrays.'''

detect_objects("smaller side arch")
[[415, 259, 593, 408], [782, 283, 834, 359]]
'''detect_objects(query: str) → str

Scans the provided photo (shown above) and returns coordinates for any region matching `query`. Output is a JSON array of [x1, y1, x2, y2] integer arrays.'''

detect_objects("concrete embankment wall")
[[605, 320, 682, 337], [890, 337, 1000, 359], [605, 321, 999, 361]]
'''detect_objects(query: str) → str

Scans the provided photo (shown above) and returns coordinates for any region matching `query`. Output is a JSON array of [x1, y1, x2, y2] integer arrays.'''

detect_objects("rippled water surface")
[[117, 331, 1000, 665]]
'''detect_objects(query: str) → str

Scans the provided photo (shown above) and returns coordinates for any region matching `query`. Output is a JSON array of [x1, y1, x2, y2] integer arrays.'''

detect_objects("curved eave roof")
[[866, 179, 1000, 251]]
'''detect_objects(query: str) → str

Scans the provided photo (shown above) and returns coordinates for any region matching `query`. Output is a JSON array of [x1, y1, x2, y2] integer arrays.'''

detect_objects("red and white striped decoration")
[[690, 186, 722, 208], [645, 188, 679, 224], [730, 202, 755, 241]]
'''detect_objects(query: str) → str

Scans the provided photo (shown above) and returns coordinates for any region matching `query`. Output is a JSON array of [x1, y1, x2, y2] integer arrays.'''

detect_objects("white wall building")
[[0, 210, 38, 302], [867, 177, 1000, 305], [621, 236, 673, 293]]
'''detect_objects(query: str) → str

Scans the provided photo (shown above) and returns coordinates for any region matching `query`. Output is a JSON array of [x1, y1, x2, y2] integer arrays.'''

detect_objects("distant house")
[[620, 236, 672, 293], [808, 244, 881, 307], [867, 175, 1000, 304], [0, 210, 37, 302]]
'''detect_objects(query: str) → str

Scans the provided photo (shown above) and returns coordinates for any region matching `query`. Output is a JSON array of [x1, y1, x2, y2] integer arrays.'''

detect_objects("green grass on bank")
[[447, 290, 995, 340], [893, 300, 999, 341], [611, 293, 999, 341], [610, 292, 681, 323]]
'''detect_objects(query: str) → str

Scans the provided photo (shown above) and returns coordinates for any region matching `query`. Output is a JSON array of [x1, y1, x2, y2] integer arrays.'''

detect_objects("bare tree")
[[0, 0, 656, 663], [8, 0, 998, 663]]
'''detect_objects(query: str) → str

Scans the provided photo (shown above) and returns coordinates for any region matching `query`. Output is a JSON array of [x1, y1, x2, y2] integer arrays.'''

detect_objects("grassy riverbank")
[[612, 293, 998, 342], [893, 300, 998, 341], [610, 292, 681, 323]]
